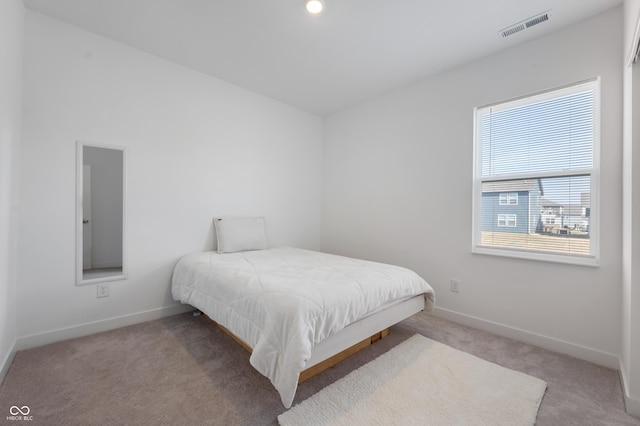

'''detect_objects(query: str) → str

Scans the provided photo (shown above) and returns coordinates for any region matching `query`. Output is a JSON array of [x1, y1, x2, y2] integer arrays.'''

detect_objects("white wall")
[[0, 0, 24, 379], [622, 0, 640, 415], [17, 11, 323, 344], [323, 8, 623, 366]]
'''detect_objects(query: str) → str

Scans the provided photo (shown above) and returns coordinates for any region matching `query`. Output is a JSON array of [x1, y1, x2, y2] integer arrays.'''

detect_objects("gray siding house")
[[481, 180, 543, 234]]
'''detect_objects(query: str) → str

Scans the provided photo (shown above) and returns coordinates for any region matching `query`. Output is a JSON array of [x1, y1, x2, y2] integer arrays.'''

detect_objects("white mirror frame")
[[76, 141, 127, 285]]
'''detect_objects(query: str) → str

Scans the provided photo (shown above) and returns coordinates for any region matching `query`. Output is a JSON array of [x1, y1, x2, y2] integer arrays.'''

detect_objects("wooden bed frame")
[[208, 294, 425, 383]]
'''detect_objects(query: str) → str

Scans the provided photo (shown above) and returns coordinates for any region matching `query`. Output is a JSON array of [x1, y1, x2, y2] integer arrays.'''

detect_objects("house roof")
[[482, 179, 543, 194], [541, 199, 562, 207], [541, 201, 588, 216], [562, 205, 587, 216]]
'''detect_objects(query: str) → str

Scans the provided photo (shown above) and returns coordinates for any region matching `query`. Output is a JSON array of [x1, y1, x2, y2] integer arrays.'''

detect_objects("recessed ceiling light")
[[305, 0, 324, 15]]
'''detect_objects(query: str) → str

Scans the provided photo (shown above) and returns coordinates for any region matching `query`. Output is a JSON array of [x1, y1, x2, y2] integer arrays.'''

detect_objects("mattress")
[[171, 247, 435, 407]]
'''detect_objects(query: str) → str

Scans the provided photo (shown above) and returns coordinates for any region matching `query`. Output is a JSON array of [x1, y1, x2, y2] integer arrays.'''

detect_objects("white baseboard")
[[0, 339, 17, 384], [619, 361, 640, 417], [15, 303, 194, 352], [433, 306, 619, 369]]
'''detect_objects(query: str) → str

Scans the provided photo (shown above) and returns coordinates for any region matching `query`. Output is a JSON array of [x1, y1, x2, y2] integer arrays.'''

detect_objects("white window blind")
[[472, 79, 599, 266]]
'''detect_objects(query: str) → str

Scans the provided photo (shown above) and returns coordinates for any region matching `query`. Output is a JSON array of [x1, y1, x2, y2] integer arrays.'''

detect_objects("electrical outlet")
[[97, 283, 110, 298], [450, 279, 460, 293]]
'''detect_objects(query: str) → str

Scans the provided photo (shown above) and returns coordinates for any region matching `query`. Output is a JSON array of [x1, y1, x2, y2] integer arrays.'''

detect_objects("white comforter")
[[171, 247, 434, 408]]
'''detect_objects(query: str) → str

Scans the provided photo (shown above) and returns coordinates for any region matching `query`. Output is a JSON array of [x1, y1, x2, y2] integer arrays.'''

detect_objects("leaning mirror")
[[76, 142, 127, 285]]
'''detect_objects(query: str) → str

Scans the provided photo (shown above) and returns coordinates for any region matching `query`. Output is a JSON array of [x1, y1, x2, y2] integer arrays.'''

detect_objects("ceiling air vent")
[[525, 12, 549, 28], [501, 23, 526, 38], [500, 10, 551, 38]]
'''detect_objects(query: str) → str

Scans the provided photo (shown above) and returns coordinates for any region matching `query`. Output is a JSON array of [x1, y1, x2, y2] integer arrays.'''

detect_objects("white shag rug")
[[278, 334, 547, 426]]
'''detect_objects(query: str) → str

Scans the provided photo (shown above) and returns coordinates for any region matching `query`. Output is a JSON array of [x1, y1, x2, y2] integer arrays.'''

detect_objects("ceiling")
[[23, 0, 622, 116]]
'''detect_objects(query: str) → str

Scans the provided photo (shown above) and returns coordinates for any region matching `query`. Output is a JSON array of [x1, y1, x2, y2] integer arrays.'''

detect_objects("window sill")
[[472, 245, 599, 267]]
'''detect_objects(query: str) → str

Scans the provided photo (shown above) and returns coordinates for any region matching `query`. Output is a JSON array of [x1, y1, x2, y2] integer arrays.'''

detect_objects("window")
[[498, 214, 517, 227], [499, 192, 518, 205], [472, 79, 599, 266]]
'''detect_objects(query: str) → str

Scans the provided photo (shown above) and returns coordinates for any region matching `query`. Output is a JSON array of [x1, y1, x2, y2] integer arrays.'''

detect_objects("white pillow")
[[214, 217, 267, 253]]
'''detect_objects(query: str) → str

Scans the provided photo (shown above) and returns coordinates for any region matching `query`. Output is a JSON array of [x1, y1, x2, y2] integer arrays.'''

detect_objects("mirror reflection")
[[76, 143, 126, 285]]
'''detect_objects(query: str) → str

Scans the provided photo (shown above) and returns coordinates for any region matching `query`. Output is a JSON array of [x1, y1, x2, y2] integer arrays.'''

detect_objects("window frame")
[[497, 214, 517, 228], [471, 78, 600, 267]]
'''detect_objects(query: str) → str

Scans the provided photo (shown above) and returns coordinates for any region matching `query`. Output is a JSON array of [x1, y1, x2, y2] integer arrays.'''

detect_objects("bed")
[[172, 245, 434, 408]]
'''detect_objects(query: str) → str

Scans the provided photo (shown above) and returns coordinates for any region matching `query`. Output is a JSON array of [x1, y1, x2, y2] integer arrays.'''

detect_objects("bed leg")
[[371, 329, 390, 343]]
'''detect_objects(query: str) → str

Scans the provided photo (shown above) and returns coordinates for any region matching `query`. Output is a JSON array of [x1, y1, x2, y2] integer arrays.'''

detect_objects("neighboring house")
[[541, 198, 590, 232], [481, 179, 543, 234]]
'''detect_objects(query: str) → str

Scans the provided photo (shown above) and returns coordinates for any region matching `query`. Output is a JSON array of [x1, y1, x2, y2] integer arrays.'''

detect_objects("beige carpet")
[[279, 334, 547, 426], [2, 312, 636, 425]]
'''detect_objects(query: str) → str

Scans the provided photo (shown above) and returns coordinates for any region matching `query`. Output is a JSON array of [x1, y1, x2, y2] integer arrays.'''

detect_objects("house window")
[[472, 78, 599, 266], [499, 192, 518, 205], [498, 214, 516, 227]]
